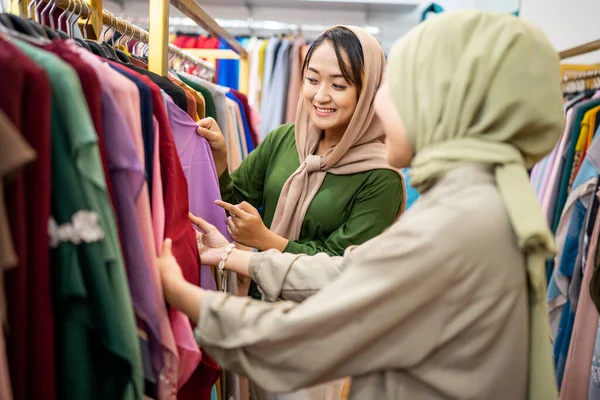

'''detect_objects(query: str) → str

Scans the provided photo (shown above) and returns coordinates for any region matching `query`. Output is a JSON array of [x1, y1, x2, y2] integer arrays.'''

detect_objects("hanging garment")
[[109, 62, 203, 393], [227, 91, 255, 154], [0, 38, 55, 400], [247, 38, 262, 109], [285, 39, 304, 124], [552, 97, 600, 234], [258, 39, 283, 139], [0, 109, 36, 400], [230, 89, 259, 150], [261, 40, 292, 137], [558, 127, 600, 397], [227, 97, 248, 160], [177, 73, 217, 121], [107, 65, 156, 198]]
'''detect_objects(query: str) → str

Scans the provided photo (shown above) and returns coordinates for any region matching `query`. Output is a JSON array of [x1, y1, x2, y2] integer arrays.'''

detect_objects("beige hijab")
[[270, 26, 405, 240], [387, 11, 564, 399]]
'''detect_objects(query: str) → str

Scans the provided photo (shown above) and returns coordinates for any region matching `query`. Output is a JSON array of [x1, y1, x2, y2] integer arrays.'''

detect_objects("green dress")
[[220, 123, 403, 297]]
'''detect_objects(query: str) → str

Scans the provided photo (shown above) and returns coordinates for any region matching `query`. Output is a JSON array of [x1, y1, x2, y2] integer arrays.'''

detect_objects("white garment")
[[247, 38, 263, 109], [259, 39, 281, 138], [262, 40, 292, 137]]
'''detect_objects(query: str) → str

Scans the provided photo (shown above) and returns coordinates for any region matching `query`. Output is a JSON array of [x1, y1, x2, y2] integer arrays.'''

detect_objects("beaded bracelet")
[[218, 243, 236, 293]]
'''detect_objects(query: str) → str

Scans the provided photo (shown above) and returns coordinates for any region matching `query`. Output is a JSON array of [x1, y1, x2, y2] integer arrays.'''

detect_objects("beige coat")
[[195, 165, 529, 399]]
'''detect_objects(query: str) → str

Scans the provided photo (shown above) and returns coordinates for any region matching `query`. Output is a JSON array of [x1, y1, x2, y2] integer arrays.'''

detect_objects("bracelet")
[[218, 243, 235, 293]]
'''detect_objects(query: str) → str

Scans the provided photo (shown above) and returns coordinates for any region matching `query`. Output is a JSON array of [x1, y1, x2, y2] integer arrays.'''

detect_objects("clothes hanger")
[[71, 1, 91, 50], [98, 14, 121, 61], [0, 0, 50, 45], [68, 0, 83, 37], [38, 0, 60, 39], [111, 18, 132, 63]]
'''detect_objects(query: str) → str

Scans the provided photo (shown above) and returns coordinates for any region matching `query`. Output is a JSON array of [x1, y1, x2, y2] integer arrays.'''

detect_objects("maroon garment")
[[230, 89, 260, 149], [109, 61, 220, 400], [44, 41, 116, 206], [0, 39, 55, 400]]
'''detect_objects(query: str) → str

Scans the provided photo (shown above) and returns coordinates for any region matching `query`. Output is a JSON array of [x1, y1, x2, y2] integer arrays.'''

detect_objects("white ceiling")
[[189, 0, 420, 13]]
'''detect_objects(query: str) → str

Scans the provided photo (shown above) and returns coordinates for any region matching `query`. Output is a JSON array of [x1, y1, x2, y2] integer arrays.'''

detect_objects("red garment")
[[182, 36, 197, 49], [0, 40, 55, 400], [110, 61, 219, 400], [172, 35, 188, 48], [230, 89, 260, 149], [44, 41, 115, 206]]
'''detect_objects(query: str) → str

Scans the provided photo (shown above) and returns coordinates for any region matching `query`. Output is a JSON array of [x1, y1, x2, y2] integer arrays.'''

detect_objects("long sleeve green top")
[[219, 123, 404, 256]]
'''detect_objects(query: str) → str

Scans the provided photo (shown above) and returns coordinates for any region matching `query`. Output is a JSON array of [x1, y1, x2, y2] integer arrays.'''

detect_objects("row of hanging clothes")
[[0, 0, 258, 399], [172, 32, 308, 141], [530, 66, 600, 399]]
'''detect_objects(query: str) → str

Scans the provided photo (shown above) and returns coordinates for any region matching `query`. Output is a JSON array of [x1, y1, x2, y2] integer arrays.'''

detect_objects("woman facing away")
[[161, 10, 564, 400], [196, 26, 406, 288]]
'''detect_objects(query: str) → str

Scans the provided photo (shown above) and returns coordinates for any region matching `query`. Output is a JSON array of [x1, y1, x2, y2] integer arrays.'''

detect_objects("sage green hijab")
[[387, 10, 564, 399]]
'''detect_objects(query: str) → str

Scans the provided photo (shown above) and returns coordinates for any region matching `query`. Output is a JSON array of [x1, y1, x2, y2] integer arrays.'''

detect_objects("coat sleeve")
[[194, 212, 455, 393], [249, 249, 348, 302]]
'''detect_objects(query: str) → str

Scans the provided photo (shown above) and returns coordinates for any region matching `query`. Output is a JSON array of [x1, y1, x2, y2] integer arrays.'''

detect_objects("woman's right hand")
[[196, 117, 228, 177], [189, 213, 229, 265]]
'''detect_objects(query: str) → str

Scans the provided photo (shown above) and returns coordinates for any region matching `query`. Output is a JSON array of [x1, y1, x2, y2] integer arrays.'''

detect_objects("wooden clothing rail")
[[148, 0, 247, 76], [559, 39, 600, 60]]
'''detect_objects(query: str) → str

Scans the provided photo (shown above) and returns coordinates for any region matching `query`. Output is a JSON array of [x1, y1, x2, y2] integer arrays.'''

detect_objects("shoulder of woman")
[[363, 168, 404, 189], [261, 123, 296, 147]]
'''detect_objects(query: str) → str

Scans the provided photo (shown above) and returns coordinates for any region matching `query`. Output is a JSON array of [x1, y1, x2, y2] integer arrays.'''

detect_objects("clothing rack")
[[39, 0, 215, 77], [562, 69, 600, 82], [562, 68, 600, 94], [148, 0, 248, 76], [559, 39, 600, 60]]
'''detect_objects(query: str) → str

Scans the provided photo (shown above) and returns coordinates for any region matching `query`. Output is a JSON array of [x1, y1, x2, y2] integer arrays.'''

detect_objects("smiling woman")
[[194, 26, 407, 398], [302, 31, 361, 154]]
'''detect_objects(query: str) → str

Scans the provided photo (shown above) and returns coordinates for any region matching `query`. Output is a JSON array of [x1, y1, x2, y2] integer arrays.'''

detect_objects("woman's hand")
[[157, 238, 185, 297], [196, 117, 228, 177], [189, 212, 230, 265], [189, 212, 254, 277], [215, 200, 289, 252], [157, 238, 203, 324]]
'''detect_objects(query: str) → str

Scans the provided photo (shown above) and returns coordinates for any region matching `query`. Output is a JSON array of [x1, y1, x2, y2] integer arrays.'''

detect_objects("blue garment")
[[226, 91, 255, 154], [217, 40, 240, 90], [401, 168, 420, 210], [553, 199, 587, 386]]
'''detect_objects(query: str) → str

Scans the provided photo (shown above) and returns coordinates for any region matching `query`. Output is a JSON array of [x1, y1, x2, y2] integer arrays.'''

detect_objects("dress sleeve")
[[283, 169, 404, 256], [194, 213, 453, 393], [219, 128, 274, 206]]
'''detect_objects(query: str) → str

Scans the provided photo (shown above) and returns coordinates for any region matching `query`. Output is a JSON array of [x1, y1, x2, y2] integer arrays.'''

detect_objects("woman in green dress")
[[198, 26, 405, 268]]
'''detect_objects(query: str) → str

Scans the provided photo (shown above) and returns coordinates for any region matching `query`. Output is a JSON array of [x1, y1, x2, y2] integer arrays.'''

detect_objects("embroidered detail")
[[48, 211, 105, 248]]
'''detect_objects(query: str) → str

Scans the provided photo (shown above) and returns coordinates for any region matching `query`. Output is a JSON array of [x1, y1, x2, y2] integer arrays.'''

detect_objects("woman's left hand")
[[215, 200, 275, 250]]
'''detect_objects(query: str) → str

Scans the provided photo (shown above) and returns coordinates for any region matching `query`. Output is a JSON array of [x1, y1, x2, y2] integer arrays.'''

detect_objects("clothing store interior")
[[1, 0, 600, 399]]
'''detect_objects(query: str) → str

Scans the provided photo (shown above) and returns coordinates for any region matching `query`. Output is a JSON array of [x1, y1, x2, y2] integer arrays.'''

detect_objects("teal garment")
[[552, 98, 600, 233], [211, 385, 218, 400], [12, 39, 144, 400], [401, 168, 420, 210]]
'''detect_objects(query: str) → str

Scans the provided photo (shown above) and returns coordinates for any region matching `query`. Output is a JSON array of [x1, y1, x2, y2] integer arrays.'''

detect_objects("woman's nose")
[[314, 84, 331, 103]]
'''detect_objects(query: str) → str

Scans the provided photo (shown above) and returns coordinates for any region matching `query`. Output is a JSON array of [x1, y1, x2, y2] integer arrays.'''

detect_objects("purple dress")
[[166, 95, 231, 291]]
